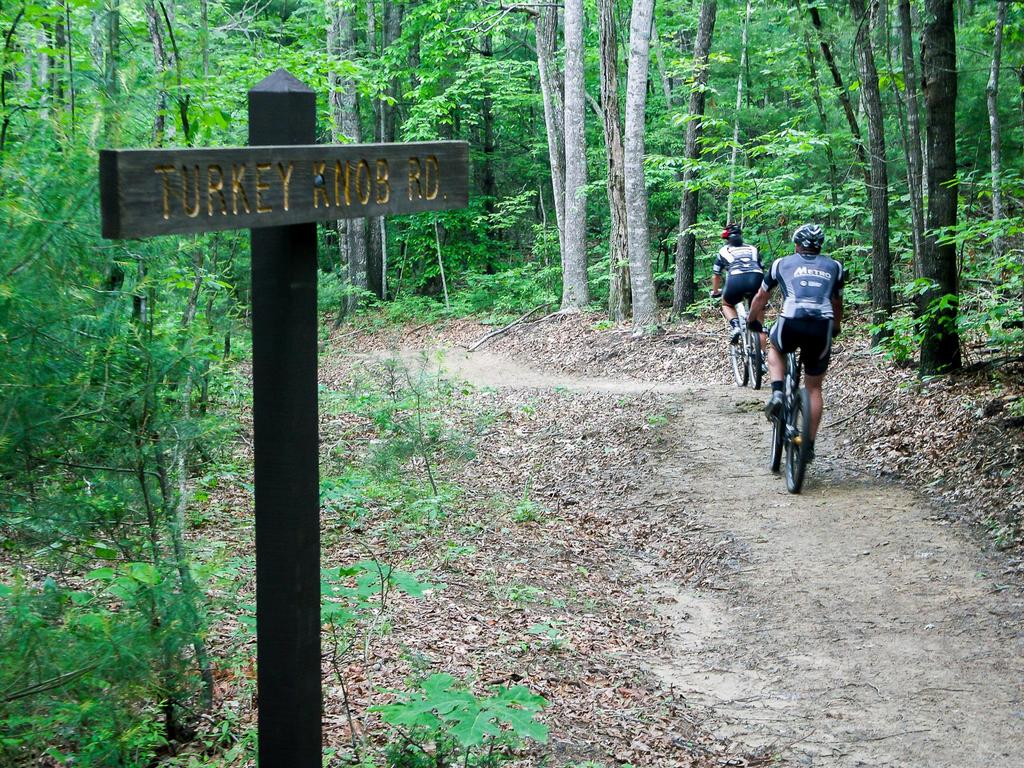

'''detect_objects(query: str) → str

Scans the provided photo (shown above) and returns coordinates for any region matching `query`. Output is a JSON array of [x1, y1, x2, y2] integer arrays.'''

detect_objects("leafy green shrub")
[[374, 673, 548, 767], [0, 574, 197, 766]]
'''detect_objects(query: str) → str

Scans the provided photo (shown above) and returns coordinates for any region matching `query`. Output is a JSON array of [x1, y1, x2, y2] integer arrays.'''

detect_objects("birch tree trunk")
[[535, 7, 566, 259], [599, 0, 630, 321], [850, 0, 893, 330], [562, 0, 590, 310], [672, 0, 717, 317], [987, 0, 1007, 260], [726, 0, 751, 223], [897, 0, 926, 273], [624, 0, 659, 330], [919, 0, 960, 374], [327, 0, 367, 317]]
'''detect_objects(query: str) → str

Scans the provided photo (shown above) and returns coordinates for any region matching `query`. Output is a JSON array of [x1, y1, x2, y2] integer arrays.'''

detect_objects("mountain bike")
[[768, 350, 812, 493], [729, 299, 764, 390]]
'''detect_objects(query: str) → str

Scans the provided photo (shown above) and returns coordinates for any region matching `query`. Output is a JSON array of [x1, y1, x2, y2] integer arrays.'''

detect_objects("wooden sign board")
[[100, 141, 469, 239]]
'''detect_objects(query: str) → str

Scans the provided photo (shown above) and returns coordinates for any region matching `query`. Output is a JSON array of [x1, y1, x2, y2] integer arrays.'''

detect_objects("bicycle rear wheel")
[[748, 332, 763, 390], [785, 388, 812, 493], [730, 341, 748, 387]]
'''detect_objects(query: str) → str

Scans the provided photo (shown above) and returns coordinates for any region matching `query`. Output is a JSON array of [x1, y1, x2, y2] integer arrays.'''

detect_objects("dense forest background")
[[1, 0, 1022, 765]]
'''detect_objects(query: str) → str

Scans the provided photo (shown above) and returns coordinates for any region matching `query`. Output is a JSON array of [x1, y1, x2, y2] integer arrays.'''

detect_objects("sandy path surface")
[[346, 345, 1024, 766]]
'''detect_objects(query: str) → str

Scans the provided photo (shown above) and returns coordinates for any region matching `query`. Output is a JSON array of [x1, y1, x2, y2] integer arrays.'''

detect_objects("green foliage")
[[374, 673, 548, 766], [0, 576, 196, 766]]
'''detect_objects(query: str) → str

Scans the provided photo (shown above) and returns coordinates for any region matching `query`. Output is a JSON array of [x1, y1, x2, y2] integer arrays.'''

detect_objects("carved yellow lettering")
[[276, 162, 294, 211], [155, 165, 177, 219], [333, 160, 350, 207], [255, 163, 272, 213], [182, 165, 201, 218], [423, 155, 440, 201], [356, 160, 371, 205], [375, 159, 391, 204], [231, 164, 251, 215], [313, 161, 330, 208], [407, 157, 422, 200], [207, 165, 227, 216]]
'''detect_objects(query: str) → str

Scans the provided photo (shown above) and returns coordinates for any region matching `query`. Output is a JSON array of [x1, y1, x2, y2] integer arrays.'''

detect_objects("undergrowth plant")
[[373, 673, 548, 767]]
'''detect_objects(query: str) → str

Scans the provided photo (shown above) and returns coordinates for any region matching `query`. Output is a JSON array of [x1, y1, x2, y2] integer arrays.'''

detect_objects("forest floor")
[[202, 310, 1024, 767]]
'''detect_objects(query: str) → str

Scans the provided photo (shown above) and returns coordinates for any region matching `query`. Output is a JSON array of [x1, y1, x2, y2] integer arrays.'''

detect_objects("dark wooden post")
[[248, 69, 322, 766]]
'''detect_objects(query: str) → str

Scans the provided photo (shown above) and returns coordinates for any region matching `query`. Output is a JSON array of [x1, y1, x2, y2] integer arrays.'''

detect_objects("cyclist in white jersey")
[[710, 224, 764, 344], [747, 224, 844, 464]]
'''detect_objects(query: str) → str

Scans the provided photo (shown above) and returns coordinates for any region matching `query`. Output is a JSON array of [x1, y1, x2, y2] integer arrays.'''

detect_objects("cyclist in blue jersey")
[[709, 223, 764, 344], [747, 224, 844, 464]]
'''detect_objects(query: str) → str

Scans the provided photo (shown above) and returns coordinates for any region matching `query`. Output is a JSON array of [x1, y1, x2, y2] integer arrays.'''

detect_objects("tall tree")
[[672, 0, 717, 316], [562, 0, 590, 309], [327, 0, 368, 317], [535, 7, 566, 259], [850, 0, 893, 333], [987, 0, 1008, 261], [598, 0, 630, 321], [624, 0, 659, 330], [726, 0, 751, 223], [102, 0, 120, 144], [919, 0, 960, 373], [897, 0, 926, 273], [802, 26, 840, 218], [807, 4, 869, 176]]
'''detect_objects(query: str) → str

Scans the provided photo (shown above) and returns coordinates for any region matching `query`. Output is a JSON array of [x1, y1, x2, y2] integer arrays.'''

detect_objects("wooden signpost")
[[99, 69, 469, 767]]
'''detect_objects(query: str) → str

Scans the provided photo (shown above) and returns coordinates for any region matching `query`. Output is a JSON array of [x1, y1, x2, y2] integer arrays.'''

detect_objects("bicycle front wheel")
[[748, 333, 763, 390], [730, 341, 748, 387], [785, 388, 812, 493]]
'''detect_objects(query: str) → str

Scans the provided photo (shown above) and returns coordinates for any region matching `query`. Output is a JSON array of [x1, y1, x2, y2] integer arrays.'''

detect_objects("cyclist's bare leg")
[[767, 343, 785, 383], [721, 300, 738, 322], [804, 373, 825, 439]]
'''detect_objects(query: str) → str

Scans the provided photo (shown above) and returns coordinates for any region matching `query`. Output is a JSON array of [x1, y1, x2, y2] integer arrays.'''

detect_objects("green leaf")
[[85, 567, 116, 581], [126, 562, 161, 585], [448, 708, 501, 747]]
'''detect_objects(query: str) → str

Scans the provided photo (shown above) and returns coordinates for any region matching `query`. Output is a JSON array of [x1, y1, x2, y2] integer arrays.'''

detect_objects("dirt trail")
[[353, 345, 1024, 766]]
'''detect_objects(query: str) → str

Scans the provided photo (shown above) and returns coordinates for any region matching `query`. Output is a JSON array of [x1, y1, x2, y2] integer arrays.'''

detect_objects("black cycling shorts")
[[722, 272, 763, 308], [770, 316, 834, 376]]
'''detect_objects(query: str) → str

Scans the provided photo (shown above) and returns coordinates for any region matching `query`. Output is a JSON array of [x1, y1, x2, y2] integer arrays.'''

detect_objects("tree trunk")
[[481, 33, 498, 206], [562, 0, 590, 310], [535, 7, 566, 259], [200, 0, 209, 77], [919, 0, 960, 374], [808, 4, 869, 178], [653, 23, 674, 107], [896, 0, 926, 274], [102, 0, 120, 145], [624, 0, 659, 330], [598, 0, 630, 321], [144, 2, 169, 146], [327, 0, 367, 317], [672, 0, 717, 317], [850, 0, 893, 333], [987, 0, 1007, 260], [802, 28, 840, 219], [726, 0, 751, 223]]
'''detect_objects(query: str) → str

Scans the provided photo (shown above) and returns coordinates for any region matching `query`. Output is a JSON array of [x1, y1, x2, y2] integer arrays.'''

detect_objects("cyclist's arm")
[[831, 261, 845, 334], [711, 274, 722, 294], [748, 287, 771, 324]]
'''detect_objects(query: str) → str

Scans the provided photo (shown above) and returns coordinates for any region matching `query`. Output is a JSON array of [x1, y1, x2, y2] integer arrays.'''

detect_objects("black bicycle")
[[729, 299, 764, 390], [768, 350, 812, 493]]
